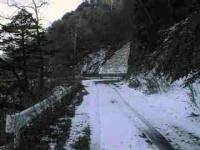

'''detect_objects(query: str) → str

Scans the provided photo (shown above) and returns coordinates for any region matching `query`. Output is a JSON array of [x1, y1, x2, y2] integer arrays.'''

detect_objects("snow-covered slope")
[[99, 43, 130, 75], [77, 42, 130, 75], [78, 49, 107, 74]]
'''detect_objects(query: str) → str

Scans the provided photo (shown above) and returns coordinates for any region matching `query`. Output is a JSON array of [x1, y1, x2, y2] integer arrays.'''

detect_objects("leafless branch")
[[6, 0, 24, 10], [37, 1, 48, 8], [6, 0, 48, 12]]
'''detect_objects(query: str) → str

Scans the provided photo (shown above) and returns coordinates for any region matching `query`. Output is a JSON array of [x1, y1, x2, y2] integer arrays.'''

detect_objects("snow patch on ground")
[[129, 73, 171, 94], [187, 80, 200, 109], [64, 95, 90, 149], [113, 81, 200, 150]]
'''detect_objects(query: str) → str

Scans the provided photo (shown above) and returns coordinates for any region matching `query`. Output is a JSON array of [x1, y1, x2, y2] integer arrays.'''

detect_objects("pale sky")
[[0, 0, 82, 27]]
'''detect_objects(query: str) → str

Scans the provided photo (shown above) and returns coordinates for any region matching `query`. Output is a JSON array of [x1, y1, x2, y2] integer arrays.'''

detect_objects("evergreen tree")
[[1, 9, 37, 89]]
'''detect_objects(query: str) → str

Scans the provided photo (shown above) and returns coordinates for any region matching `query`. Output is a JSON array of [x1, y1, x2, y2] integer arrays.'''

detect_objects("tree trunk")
[[32, 0, 44, 90], [74, 31, 78, 59], [21, 31, 28, 89]]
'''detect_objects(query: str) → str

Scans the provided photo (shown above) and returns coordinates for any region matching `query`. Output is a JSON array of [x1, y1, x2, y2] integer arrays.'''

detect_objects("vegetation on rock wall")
[[125, 0, 200, 82]]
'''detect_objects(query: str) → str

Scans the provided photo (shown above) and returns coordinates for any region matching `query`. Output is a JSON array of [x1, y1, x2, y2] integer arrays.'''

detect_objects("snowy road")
[[65, 79, 200, 150], [82, 80, 174, 150]]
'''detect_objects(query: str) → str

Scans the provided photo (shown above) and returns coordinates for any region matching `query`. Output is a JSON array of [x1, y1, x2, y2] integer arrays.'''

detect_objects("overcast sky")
[[0, 0, 82, 27]]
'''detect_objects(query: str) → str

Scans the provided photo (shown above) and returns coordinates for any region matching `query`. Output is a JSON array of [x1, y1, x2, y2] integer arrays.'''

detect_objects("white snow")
[[99, 43, 130, 74], [63, 77, 200, 150], [61, 76, 200, 150], [79, 49, 107, 74], [81, 80, 156, 150], [0, 51, 8, 59], [78, 42, 130, 75], [109, 81, 200, 150], [64, 94, 90, 149], [0, 50, 3, 56]]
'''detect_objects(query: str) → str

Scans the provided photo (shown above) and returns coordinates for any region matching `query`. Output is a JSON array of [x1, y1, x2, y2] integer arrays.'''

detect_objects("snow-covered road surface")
[[65, 79, 200, 150], [114, 81, 200, 150], [82, 80, 174, 150]]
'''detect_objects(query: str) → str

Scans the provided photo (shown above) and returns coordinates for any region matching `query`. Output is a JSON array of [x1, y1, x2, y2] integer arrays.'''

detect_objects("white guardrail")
[[5, 86, 72, 148]]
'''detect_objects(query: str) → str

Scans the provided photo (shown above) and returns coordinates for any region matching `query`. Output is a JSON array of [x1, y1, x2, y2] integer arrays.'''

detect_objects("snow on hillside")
[[99, 43, 130, 74], [0, 51, 8, 60], [64, 96, 90, 149], [78, 49, 107, 74], [77, 42, 130, 75], [0, 51, 3, 56]]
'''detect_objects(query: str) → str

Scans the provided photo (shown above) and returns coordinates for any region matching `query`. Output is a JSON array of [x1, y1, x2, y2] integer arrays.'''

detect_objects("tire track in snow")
[[88, 82, 101, 150], [93, 81, 155, 150], [106, 84, 175, 150]]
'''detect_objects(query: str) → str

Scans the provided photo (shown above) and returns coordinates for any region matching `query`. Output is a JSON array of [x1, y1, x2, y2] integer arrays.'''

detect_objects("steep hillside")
[[155, 12, 200, 82], [126, 10, 200, 113], [129, 11, 200, 83]]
